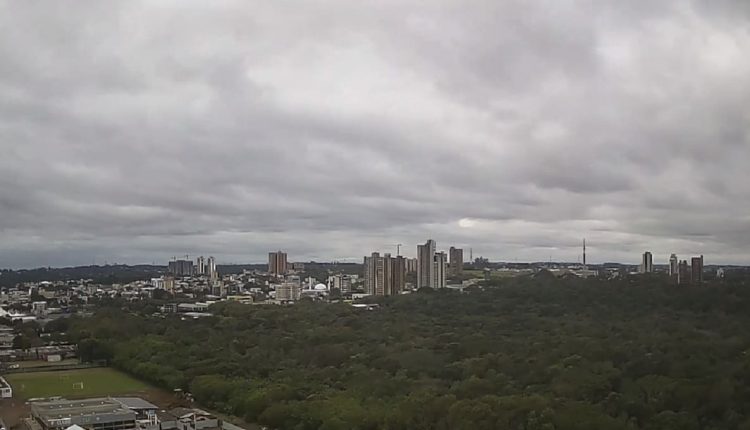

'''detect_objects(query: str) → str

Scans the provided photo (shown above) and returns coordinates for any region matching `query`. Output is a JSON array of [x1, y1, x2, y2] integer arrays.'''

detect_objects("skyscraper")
[[268, 251, 288, 276], [196, 256, 206, 275], [640, 251, 653, 273], [417, 239, 436, 288], [434, 252, 447, 289], [668, 254, 678, 277], [449, 247, 464, 276], [691, 255, 704, 284]]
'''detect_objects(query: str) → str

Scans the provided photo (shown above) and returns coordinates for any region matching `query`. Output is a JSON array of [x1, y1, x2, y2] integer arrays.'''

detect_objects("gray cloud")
[[1, 0, 750, 268]]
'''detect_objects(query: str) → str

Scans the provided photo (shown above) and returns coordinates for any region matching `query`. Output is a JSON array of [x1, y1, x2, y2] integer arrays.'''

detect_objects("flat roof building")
[[31, 398, 136, 430]]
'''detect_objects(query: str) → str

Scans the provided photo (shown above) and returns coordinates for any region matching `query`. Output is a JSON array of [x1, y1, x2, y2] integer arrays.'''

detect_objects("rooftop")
[[31, 398, 135, 423]]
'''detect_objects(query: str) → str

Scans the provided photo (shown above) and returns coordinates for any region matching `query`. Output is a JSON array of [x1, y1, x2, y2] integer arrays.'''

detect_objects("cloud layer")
[[2, 0, 750, 268]]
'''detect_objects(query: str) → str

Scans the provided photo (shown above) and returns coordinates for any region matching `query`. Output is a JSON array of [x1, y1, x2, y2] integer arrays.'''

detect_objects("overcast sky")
[[1, 1, 750, 268]]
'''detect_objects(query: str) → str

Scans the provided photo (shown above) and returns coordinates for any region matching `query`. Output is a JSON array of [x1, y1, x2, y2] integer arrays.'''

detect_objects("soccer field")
[[5, 368, 151, 400]]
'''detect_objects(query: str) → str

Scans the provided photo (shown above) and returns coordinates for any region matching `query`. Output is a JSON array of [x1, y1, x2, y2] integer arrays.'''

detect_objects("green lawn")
[[5, 368, 151, 400]]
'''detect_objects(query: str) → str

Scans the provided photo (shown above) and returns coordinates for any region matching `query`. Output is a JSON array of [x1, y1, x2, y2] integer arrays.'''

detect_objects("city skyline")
[[3, 2, 750, 268]]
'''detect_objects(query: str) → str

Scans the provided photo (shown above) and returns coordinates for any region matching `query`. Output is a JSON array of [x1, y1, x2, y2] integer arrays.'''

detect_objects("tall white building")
[[417, 240, 436, 288]]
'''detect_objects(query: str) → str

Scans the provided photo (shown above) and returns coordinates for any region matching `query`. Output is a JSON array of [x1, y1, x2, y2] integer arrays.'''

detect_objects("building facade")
[[268, 251, 288, 276]]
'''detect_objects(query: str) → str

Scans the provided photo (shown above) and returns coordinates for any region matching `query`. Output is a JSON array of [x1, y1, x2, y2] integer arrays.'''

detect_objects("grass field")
[[5, 368, 151, 400]]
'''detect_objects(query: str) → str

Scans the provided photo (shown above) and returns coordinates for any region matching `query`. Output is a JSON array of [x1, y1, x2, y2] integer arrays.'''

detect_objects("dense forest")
[[69, 275, 750, 430]]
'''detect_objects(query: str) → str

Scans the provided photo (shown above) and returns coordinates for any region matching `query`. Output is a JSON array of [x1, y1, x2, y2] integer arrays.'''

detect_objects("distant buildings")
[[276, 282, 300, 301], [668, 254, 678, 277], [449, 247, 464, 276], [331, 274, 353, 293], [678, 260, 690, 285], [168, 259, 194, 277], [363, 252, 405, 296], [268, 251, 288, 276], [640, 252, 653, 273], [416, 240, 448, 289]]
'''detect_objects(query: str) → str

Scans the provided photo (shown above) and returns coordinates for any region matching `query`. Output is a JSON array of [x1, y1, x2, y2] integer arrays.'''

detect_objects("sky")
[[1, 1, 750, 269]]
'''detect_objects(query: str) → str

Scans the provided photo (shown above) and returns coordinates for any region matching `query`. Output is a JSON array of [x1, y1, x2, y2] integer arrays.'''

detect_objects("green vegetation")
[[69, 275, 750, 429], [6, 368, 150, 400]]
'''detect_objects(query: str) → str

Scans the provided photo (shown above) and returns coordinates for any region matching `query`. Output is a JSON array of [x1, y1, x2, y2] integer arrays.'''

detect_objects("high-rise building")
[[196, 256, 206, 275], [406, 258, 418, 274], [449, 247, 464, 276], [434, 252, 447, 289], [206, 256, 217, 280], [168, 259, 194, 277], [364, 252, 405, 296], [268, 251, 288, 276], [668, 254, 678, 277], [417, 240, 436, 288], [678, 260, 690, 285], [640, 251, 653, 273], [390, 255, 406, 295], [691, 255, 704, 284]]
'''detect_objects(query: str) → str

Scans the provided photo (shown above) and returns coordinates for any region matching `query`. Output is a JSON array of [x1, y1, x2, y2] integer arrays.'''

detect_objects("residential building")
[[406, 258, 418, 274], [417, 240, 436, 288], [668, 254, 678, 277], [206, 256, 217, 281], [449, 247, 464, 276], [691, 255, 704, 284], [168, 260, 194, 277], [363, 252, 406, 296], [268, 251, 288, 276], [434, 252, 447, 289], [678, 260, 690, 285], [196, 256, 205, 275], [276, 282, 300, 301], [390, 255, 406, 295], [640, 251, 653, 273]]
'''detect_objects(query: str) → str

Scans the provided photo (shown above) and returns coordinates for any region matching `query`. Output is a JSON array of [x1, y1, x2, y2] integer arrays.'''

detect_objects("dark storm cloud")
[[1, 0, 749, 268]]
